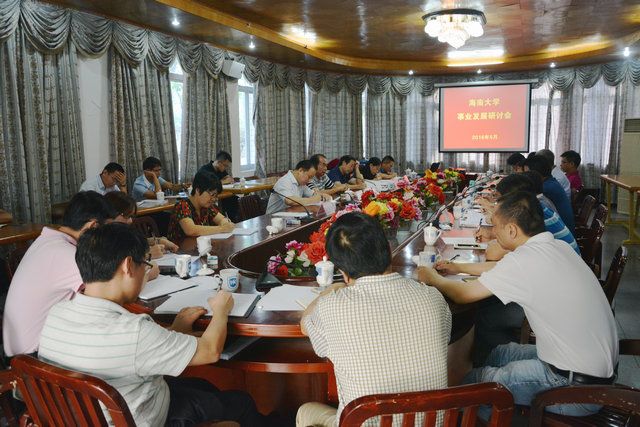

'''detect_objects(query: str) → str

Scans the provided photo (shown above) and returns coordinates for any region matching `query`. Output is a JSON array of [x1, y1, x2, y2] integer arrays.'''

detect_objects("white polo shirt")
[[39, 294, 197, 427], [552, 166, 571, 200], [266, 170, 314, 214], [79, 174, 120, 195], [478, 232, 618, 378]]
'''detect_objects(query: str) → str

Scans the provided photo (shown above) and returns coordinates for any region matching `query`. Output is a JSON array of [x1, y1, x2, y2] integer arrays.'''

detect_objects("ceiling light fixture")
[[550, 62, 556, 68], [249, 40, 256, 50], [623, 46, 630, 57], [477, 69, 482, 74], [171, 18, 180, 27], [408, 70, 414, 75], [423, 9, 486, 49]]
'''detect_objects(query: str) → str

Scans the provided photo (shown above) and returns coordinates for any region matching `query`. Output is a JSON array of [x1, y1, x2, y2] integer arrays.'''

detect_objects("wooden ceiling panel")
[[44, 0, 640, 75]]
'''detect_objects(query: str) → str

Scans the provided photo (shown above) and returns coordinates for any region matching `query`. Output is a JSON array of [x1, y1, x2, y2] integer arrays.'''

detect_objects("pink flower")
[[285, 240, 303, 251], [395, 176, 411, 190], [267, 255, 283, 274]]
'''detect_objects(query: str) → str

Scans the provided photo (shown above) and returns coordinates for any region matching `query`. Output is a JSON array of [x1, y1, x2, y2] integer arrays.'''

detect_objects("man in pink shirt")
[[560, 150, 584, 193], [3, 191, 116, 356]]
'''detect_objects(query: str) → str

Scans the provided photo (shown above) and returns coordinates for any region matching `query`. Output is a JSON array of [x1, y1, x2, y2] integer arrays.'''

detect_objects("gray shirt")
[[266, 171, 314, 214]]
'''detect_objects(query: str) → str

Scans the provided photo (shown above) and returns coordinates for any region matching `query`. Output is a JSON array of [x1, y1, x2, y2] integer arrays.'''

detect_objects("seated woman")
[[104, 191, 178, 259], [167, 171, 235, 242]]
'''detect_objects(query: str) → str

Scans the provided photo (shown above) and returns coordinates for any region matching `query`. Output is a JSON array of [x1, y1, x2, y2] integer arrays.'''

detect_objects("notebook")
[[154, 288, 260, 318], [257, 284, 319, 311]]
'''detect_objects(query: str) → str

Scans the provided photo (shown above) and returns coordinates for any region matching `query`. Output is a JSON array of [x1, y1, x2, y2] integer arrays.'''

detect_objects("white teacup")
[[453, 205, 463, 219], [175, 254, 191, 278], [417, 250, 442, 268], [156, 191, 165, 202], [196, 236, 212, 256], [213, 268, 239, 292], [271, 217, 285, 231]]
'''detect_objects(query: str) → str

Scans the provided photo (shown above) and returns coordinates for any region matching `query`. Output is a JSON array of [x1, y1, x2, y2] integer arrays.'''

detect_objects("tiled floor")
[[604, 214, 640, 387]]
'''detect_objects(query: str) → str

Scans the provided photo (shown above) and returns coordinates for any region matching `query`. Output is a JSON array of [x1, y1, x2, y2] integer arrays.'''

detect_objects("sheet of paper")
[[257, 284, 319, 311], [136, 200, 167, 208], [441, 237, 477, 246], [155, 288, 259, 317], [209, 233, 232, 240], [232, 227, 259, 236], [222, 184, 235, 190], [139, 275, 196, 300], [272, 212, 308, 218]]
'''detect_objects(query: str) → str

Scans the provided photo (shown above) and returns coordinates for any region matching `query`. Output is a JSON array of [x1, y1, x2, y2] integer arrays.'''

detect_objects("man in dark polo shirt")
[[327, 155, 365, 190], [359, 157, 382, 180]]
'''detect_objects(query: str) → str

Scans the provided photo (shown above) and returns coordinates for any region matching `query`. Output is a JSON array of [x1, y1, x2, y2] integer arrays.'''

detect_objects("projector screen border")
[[434, 79, 539, 88]]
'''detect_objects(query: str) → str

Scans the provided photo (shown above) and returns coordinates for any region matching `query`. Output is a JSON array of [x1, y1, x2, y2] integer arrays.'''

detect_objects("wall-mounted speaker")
[[222, 59, 245, 79]]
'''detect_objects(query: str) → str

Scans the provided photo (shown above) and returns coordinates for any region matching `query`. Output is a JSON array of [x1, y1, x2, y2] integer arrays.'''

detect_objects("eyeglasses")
[[139, 254, 154, 272]]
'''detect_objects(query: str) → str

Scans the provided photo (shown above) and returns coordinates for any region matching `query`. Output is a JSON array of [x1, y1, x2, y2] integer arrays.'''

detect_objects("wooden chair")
[[574, 195, 596, 228], [590, 204, 608, 228], [238, 195, 265, 221], [132, 215, 160, 239], [576, 219, 605, 275], [339, 382, 514, 427], [528, 339, 640, 427], [600, 246, 628, 308]]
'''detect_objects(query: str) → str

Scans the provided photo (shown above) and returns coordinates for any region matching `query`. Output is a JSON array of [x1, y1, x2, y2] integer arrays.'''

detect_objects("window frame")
[[169, 61, 186, 178], [238, 76, 256, 172]]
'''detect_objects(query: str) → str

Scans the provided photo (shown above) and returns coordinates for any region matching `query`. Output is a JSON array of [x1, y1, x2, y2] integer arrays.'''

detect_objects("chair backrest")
[[132, 215, 159, 238], [238, 195, 265, 222], [339, 383, 514, 427], [601, 246, 628, 306], [575, 195, 596, 228], [11, 355, 136, 427], [591, 203, 608, 227], [2, 242, 32, 285], [577, 219, 605, 268]]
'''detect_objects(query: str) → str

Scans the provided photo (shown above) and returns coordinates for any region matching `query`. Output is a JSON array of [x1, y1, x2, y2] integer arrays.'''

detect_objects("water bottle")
[[240, 177, 246, 187]]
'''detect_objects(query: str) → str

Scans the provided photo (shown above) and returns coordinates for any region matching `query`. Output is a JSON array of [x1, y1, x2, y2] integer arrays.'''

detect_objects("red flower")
[[275, 265, 289, 276], [309, 230, 326, 244], [361, 190, 375, 207], [399, 204, 417, 220], [302, 240, 327, 264]]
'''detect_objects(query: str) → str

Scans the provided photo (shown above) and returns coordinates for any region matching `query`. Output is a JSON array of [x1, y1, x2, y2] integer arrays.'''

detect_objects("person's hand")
[[218, 221, 235, 233], [113, 171, 127, 187], [208, 291, 234, 316], [222, 176, 234, 185], [146, 262, 160, 281], [149, 244, 165, 259], [417, 266, 443, 285], [320, 194, 332, 202], [475, 226, 494, 243], [335, 183, 348, 192], [170, 306, 207, 333], [143, 170, 157, 181], [434, 260, 460, 275]]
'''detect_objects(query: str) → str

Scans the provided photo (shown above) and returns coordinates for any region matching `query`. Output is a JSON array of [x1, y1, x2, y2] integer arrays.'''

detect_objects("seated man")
[[358, 156, 382, 180], [308, 154, 347, 196], [266, 160, 331, 214], [80, 162, 127, 194], [327, 155, 365, 190], [560, 150, 584, 193], [506, 153, 526, 173], [420, 191, 617, 415], [167, 171, 235, 242], [3, 191, 117, 357], [536, 149, 571, 200], [199, 150, 240, 221], [297, 212, 451, 427], [132, 156, 186, 202], [38, 223, 267, 426], [378, 155, 397, 179], [524, 154, 575, 234]]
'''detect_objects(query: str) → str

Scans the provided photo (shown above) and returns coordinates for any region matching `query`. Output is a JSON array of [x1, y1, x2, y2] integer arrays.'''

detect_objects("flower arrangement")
[[425, 168, 464, 191], [361, 188, 422, 227]]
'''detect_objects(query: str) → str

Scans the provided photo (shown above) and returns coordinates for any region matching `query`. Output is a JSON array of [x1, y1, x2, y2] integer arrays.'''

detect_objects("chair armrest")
[[0, 370, 16, 394], [620, 339, 640, 356]]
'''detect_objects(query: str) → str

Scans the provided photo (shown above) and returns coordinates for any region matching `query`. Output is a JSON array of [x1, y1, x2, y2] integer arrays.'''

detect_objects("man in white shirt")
[[79, 162, 127, 194], [266, 160, 331, 214], [39, 223, 268, 426], [132, 157, 186, 202], [537, 149, 571, 200], [419, 191, 617, 416]]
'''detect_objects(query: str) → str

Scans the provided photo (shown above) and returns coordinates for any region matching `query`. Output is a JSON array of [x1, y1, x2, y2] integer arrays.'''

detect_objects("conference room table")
[[600, 174, 640, 245], [0, 223, 50, 246], [218, 176, 279, 199], [128, 205, 481, 415]]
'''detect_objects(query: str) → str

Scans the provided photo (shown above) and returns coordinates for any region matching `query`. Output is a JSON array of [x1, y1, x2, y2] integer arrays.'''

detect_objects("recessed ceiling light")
[[408, 70, 414, 75], [477, 69, 482, 74], [249, 41, 256, 50], [550, 62, 556, 68], [171, 18, 180, 27], [623, 46, 630, 57]]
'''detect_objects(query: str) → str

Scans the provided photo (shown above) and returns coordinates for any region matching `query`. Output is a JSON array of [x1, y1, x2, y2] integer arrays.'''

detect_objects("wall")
[[77, 55, 110, 179]]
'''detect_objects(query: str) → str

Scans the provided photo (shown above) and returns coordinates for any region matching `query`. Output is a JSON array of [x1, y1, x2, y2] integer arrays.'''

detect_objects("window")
[[169, 60, 186, 177], [238, 75, 256, 171]]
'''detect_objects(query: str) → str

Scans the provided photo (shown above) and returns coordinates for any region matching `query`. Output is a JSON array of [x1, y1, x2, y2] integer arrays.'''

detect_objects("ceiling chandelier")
[[422, 9, 486, 49]]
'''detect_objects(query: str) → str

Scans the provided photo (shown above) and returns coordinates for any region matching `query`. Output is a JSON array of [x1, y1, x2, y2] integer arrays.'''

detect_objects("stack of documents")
[[155, 288, 260, 318], [257, 284, 319, 311]]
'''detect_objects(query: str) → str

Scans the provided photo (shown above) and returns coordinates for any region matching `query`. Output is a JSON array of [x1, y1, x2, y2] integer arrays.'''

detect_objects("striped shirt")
[[307, 173, 335, 191], [303, 273, 451, 425], [39, 294, 197, 427], [543, 205, 580, 254]]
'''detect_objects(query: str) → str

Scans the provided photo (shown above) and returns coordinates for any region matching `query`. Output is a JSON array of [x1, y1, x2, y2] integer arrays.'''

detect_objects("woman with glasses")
[[167, 170, 235, 243], [104, 191, 178, 260]]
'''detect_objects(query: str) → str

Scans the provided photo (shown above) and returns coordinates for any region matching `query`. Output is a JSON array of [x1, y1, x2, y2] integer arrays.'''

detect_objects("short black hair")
[[216, 151, 232, 162], [520, 171, 544, 195], [495, 191, 545, 237], [142, 157, 162, 171], [368, 157, 381, 166], [506, 153, 526, 167], [191, 170, 222, 196], [103, 162, 125, 174], [104, 192, 137, 218], [76, 223, 149, 283], [62, 191, 118, 231], [309, 154, 326, 169], [524, 154, 552, 178], [295, 160, 314, 171], [561, 150, 581, 167], [381, 155, 395, 164], [325, 212, 391, 279], [496, 173, 535, 196], [338, 155, 356, 166]]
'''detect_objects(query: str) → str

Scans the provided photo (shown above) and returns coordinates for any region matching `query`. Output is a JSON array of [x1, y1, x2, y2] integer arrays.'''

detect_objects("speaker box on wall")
[[222, 59, 246, 79]]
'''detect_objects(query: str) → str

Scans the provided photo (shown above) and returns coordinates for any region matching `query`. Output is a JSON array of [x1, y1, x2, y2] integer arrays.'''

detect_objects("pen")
[[449, 254, 460, 262]]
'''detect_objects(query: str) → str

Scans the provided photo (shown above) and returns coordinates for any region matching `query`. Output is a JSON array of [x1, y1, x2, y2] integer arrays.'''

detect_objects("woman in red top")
[[167, 171, 235, 243]]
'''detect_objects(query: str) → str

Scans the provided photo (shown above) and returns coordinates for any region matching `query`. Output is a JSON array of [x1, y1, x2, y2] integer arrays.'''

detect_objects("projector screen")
[[439, 83, 531, 152]]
